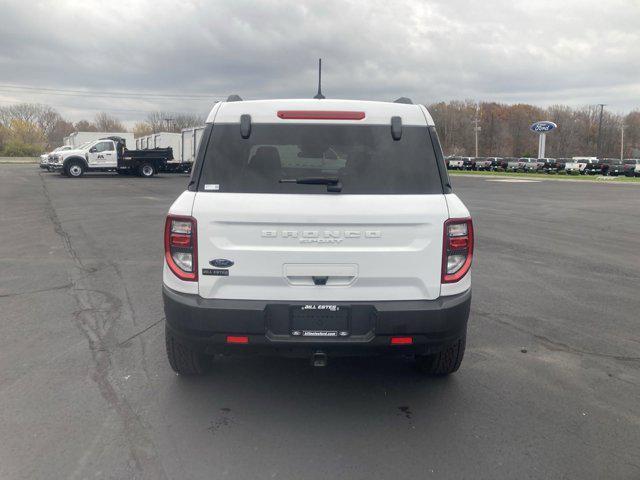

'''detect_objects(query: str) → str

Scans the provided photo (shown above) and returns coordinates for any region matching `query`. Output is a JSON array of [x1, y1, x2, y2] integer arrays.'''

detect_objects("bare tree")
[[173, 113, 205, 130], [94, 112, 125, 132], [48, 119, 75, 147], [624, 111, 640, 157], [0, 103, 43, 125], [145, 111, 205, 133], [145, 111, 168, 133], [74, 120, 97, 132], [133, 122, 153, 138], [37, 107, 62, 144]]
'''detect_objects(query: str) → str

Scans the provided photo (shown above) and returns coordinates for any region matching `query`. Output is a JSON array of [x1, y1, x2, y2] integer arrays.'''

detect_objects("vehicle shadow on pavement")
[[161, 355, 462, 435]]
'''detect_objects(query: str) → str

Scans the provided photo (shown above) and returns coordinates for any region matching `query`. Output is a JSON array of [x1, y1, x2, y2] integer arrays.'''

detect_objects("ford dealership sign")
[[530, 121, 557, 132]]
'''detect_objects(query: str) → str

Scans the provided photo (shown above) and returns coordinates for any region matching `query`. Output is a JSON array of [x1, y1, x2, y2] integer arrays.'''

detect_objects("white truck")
[[39, 145, 75, 169], [49, 136, 172, 177], [162, 97, 473, 376], [447, 156, 465, 169], [565, 156, 595, 174]]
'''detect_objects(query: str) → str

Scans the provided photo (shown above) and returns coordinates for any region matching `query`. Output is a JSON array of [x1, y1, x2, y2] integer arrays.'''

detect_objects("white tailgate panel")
[[193, 193, 448, 301]]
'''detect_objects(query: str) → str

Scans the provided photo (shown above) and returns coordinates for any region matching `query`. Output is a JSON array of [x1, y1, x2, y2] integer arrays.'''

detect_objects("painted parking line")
[[485, 178, 542, 183]]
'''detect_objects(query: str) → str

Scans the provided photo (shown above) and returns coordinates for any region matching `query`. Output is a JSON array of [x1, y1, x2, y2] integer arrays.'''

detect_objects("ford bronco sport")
[[163, 97, 473, 375]]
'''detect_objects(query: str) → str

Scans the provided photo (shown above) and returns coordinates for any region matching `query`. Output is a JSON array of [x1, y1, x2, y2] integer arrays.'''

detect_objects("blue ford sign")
[[530, 121, 557, 132]]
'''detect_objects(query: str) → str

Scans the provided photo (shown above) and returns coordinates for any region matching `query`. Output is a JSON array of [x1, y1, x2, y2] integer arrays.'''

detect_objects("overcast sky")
[[1, 0, 639, 124]]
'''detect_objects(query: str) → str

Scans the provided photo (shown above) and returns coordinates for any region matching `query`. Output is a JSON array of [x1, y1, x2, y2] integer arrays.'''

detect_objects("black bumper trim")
[[163, 286, 470, 355]]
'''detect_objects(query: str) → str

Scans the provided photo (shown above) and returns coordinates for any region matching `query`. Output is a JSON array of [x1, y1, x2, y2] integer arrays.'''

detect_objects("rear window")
[[198, 123, 443, 194]]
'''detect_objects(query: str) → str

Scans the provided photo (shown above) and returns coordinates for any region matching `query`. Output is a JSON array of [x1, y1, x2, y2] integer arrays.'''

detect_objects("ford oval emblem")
[[210, 259, 234, 268], [530, 121, 557, 133]]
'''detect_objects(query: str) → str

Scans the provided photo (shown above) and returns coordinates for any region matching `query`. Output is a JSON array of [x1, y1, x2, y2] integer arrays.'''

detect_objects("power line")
[[0, 84, 219, 100], [0, 98, 206, 117]]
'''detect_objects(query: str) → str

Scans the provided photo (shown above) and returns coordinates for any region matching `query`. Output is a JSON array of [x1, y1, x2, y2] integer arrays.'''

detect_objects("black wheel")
[[165, 325, 211, 375], [138, 162, 155, 177], [65, 160, 85, 178], [415, 334, 466, 375]]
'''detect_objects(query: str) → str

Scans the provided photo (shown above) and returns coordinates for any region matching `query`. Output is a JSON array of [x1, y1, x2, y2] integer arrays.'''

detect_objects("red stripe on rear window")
[[277, 110, 365, 120]]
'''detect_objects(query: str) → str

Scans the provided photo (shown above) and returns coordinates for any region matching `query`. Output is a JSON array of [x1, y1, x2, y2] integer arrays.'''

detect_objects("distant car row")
[[445, 156, 640, 176]]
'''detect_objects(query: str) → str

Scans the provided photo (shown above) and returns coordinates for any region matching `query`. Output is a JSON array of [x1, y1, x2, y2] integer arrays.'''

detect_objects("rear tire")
[[165, 325, 211, 375], [415, 334, 466, 375], [138, 162, 155, 177]]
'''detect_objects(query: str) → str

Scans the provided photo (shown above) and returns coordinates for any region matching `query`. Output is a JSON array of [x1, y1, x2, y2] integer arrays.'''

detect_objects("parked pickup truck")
[[473, 157, 493, 171], [504, 157, 521, 171], [448, 156, 465, 170], [565, 157, 594, 174], [556, 158, 570, 172], [622, 159, 640, 177], [40, 145, 74, 169], [486, 157, 506, 171], [49, 137, 172, 177], [583, 158, 603, 175], [462, 157, 476, 170], [521, 158, 542, 172], [540, 158, 560, 173], [600, 158, 625, 176]]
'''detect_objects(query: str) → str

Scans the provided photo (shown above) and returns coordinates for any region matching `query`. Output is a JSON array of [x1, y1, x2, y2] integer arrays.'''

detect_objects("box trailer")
[[181, 126, 206, 165], [152, 133, 182, 163], [137, 132, 189, 173]]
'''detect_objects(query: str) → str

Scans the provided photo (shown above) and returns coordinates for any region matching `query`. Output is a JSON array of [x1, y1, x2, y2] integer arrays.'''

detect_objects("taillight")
[[164, 215, 197, 281], [442, 218, 474, 283]]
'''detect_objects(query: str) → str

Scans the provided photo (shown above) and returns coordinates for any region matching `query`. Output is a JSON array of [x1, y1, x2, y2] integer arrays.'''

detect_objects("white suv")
[[163, 97, 473, 375]]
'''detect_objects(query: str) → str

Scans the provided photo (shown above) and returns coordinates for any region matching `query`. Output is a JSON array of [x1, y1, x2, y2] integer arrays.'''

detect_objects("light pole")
[[596, 104, 606, 158], [620, 124, 625, 161], [473, 111, 481, 157]]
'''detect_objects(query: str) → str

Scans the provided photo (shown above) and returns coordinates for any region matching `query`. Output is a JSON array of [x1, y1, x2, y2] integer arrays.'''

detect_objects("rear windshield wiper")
[[279, 177, 342, 192]]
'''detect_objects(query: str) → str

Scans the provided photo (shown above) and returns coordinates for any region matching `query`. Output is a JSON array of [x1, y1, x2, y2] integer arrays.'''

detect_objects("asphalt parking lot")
[[1, 164, 639, 479]]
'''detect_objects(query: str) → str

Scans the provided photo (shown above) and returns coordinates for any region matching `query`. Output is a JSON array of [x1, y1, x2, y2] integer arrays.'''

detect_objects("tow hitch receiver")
[[311, 351, 328, 367]]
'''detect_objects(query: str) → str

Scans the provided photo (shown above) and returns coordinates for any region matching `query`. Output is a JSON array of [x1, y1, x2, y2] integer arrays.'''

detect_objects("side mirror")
[[89, 147, 97, 153]]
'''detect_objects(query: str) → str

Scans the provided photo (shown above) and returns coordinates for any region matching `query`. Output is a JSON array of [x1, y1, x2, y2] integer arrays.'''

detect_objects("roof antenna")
[[314, 58, 325, 99]]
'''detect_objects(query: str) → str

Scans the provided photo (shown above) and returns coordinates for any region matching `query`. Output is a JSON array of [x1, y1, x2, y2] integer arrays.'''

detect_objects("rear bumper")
[[163, 286, 471, 357]]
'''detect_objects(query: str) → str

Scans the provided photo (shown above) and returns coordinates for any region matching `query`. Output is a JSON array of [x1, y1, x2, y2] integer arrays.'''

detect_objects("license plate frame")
[[290, 304, 350, 338]]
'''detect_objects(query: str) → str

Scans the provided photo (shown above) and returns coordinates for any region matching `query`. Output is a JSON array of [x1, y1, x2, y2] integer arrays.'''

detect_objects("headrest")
[[249, 146, 281, 173]]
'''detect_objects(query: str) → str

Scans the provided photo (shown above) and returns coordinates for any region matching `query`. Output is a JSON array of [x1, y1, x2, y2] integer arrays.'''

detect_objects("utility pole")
[[620, 124, 625, 161], [596, 104, 605, 158], [473, 107, 481, 157], [164, 118, 175, 132]]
